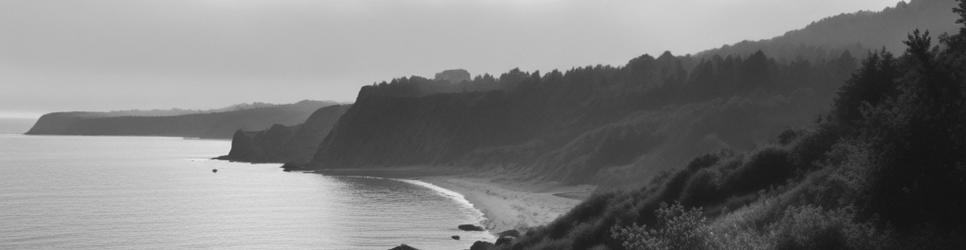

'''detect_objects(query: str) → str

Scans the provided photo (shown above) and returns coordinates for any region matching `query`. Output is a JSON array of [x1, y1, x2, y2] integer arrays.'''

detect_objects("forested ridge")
[[303, 50, 855, 187], [301, 1, 961, 189]]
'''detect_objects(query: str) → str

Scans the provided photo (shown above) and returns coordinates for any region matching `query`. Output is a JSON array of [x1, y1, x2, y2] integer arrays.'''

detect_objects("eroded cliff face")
[[25, 100, 335, 139], [219, 105, 351, 163]]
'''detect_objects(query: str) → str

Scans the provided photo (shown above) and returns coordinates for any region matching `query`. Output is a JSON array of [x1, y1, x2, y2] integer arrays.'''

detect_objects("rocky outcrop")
[[388, 244, 418, 250], [434, 69, 471, 83], [497, 230, 520, 238], [470, 241, 494, 250], [26, 100, 336, 139], [458, 224, 485, 231], [217, 105, 350, 163]]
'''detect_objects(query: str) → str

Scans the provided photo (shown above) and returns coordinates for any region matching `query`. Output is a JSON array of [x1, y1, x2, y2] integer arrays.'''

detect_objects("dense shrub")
[[770, 206, 894, 250], [720, 147, 793, 194], [611, 202, 713, 250]]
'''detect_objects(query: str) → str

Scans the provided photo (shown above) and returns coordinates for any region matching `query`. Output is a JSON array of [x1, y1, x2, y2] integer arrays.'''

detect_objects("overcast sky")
[[0, 0, 903, 118]]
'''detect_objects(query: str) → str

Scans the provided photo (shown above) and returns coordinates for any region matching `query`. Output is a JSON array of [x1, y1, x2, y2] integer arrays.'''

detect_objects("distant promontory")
[[25, 100, 337, 139]]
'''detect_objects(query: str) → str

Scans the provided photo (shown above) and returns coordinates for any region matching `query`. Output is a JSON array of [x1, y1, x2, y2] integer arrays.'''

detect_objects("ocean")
[[0, 134, 493, 249], [0, 118, 34, 135]]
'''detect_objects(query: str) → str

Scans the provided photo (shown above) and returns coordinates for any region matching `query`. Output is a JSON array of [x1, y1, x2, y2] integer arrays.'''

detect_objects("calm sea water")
[[0, 118, 34, 134], [0, 134, 493, 249]]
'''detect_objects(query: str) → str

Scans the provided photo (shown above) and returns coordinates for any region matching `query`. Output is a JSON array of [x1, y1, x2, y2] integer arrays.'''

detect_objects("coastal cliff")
[[218, 105, 350, 163], [26, 100, 336, 139]]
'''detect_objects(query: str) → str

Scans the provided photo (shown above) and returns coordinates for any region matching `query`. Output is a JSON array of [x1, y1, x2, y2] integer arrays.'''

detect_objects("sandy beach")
[[420, 176, 593, 233], [316, 167, 594, 233]]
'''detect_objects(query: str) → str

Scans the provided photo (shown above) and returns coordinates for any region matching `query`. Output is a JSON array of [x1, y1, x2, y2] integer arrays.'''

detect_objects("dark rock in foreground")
[[497, 229, 520, 238], [280, 162, 304, 171], [458, 224, 485, 231], [470, 241, 494, 250], [495, 236, 514, 246], [388, 244, 418, 250]]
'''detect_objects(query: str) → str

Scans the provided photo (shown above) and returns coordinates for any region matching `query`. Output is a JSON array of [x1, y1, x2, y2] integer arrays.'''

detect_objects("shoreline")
[[315, 167, 594, 233]]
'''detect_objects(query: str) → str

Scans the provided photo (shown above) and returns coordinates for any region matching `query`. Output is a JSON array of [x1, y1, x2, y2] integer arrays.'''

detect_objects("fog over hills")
[[698, 0, 960, 61]]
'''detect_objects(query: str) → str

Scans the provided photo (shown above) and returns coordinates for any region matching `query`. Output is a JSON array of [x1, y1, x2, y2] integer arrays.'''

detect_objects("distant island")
[[25, 100, 337, 139]]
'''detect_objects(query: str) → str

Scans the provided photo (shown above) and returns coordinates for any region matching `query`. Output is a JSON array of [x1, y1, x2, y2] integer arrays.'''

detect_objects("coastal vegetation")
[[496, 1, 966, 248], [300, 0, 961, 191]]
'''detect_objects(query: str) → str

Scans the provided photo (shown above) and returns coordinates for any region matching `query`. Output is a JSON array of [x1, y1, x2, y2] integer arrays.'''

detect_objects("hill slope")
[[500, 7, 966, 248], [698, 0, 959, 60]]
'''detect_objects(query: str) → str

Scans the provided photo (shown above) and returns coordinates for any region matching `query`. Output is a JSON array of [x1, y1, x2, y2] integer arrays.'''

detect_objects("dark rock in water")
[[388, 244, 418, 250], [212, 169, 218, 173], [497, 229, 520, 238], [451, 235, 460, 240], [470, 241, 494, 250], [458, 224, 485, 231], [280, 162, 304, 172], [495, 236, 514, 246]]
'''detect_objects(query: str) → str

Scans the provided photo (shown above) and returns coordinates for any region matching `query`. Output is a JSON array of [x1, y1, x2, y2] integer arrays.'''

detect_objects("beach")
[[420, 176, 593, 233], [315, 167, 594, 233]]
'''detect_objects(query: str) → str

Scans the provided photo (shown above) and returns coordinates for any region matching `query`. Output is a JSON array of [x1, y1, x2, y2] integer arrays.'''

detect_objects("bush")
[[721, 147, 793, 194], [769, 205, 894, 250], [611, 202, 713, 250], [679, 169, 721, 207]]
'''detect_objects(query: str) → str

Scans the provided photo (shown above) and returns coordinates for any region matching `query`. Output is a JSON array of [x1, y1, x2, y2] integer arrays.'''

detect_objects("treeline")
[[497, 2, 966, 249]]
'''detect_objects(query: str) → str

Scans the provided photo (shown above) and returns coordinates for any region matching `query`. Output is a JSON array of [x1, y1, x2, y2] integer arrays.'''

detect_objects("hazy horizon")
[[1, 0, 904, 118]]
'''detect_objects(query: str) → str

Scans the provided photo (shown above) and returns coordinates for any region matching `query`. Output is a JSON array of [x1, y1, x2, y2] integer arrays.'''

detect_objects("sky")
[[0, 0, 903, 118]]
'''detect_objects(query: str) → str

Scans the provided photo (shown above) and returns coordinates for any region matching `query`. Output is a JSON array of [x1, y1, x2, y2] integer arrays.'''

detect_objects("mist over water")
[[0, 118, 36, 134], [0, 135, 493, 249]]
